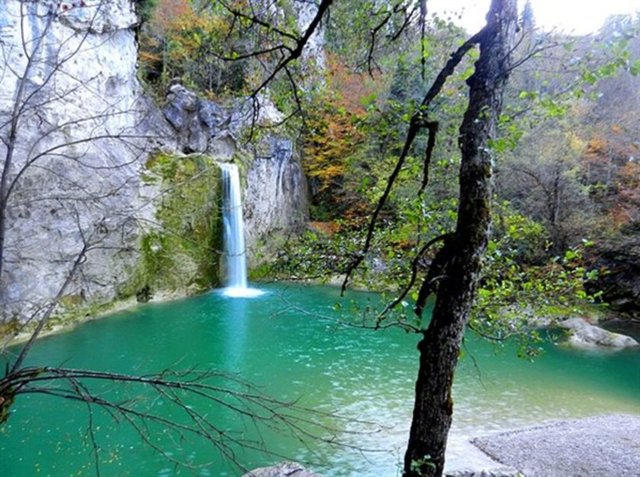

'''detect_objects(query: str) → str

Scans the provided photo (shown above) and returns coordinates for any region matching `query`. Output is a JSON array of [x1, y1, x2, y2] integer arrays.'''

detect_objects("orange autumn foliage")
[[139, 0, 193, 83], [150, 0, 191, 36], [308, 221, 341, 236], [140, 0, 244, 95], [303, 55, 384, 195], [325, 55, 383, 115]]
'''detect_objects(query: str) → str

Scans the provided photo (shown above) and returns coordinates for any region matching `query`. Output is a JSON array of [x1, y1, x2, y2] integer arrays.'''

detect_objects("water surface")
[[1, 283, 638, 476]]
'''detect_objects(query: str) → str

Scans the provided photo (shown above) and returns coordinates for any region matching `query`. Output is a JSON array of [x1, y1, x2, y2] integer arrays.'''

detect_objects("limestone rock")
[[558, 317, 639, 348], [161, 84, 308, 257], [0, 5, 308, 323], [55, 0, 138, 34], [0, 0, 151, 321], [244, 136, 309, 258], [294, 2, 325, 70], [163, 84, 208, 153], [162, 84, 285, 156], [243, 461, 322, 477]]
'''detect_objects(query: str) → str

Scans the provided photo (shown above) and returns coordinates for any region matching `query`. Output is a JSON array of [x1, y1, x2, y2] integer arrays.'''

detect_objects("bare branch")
[[340, 27, 487, 293], [9, 240, 89, 374], [250, 0, 334, 98]]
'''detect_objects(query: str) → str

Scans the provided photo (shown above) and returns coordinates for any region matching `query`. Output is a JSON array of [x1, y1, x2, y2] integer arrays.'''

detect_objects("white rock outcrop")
[[160, 84, 309, 259], [558, 317, 639, 348], [0, 0, 152, 321], [244, 136, 308, 257]]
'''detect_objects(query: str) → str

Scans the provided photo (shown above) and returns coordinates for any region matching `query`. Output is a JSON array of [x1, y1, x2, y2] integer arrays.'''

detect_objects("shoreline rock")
[[557, 317, 639, 349], [3, 287, 199, 346], [471, 414, 640, 477]]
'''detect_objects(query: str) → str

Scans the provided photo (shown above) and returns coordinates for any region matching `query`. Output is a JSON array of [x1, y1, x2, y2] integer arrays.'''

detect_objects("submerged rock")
[[558, 317, 639, 348], [243, 461, 322, 477]]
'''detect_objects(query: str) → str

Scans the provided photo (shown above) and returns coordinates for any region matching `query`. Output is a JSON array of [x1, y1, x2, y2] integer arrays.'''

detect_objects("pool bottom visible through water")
[[1, 283, 639, 476]]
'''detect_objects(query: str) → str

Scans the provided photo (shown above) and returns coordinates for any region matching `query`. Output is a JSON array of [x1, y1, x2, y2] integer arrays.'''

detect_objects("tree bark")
[[403, 1, 517, 476]]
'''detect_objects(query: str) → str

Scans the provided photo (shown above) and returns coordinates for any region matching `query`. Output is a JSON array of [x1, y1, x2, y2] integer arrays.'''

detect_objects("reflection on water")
[[1, 283, 638, 476]]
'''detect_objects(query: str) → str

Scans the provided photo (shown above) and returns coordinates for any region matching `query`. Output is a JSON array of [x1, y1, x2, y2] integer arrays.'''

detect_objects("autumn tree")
[[302, 54, 386, 220], [139, 0, 251, 94], [497, 125, 596, 253]]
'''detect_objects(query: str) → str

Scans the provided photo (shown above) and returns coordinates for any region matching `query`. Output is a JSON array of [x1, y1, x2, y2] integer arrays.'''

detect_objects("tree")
[[401, 2, 517, 474], [497, 126, 596, 254], [219, 4, 637, 473], [1, 0, 534, 475], [197, 2, 517, 475]]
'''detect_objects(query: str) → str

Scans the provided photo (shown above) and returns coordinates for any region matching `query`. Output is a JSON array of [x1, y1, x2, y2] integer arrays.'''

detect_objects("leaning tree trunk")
[[403, 1, 517, 476]]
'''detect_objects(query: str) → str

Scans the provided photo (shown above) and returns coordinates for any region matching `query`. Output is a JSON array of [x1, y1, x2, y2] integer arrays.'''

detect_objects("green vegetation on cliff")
[[120, 153, 222, 301]]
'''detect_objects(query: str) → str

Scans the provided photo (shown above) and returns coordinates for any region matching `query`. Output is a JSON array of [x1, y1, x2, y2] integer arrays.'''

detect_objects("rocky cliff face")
[[160, 84, 309, 261], [0, 0, 153, 322], [244, 137, 308, 261], [0, 2, 308, 323]]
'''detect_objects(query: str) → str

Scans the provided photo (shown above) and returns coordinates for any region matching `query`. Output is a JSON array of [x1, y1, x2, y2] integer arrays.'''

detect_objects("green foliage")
[[139, 0, 251, 96], [265, 226, 372, 285], [0, 319, 20, 339], [121, 153, 221, 299], [134, 0, 158, 23], [472, 206, 603, 356], [134, 0, 636, 346], [410, 455, 437, 474], [274, 9, 636, 352], [138, 0, 313, 101]]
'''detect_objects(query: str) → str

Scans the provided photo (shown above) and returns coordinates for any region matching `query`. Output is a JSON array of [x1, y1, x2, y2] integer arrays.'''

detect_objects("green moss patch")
[[122, 153, 222, 299]]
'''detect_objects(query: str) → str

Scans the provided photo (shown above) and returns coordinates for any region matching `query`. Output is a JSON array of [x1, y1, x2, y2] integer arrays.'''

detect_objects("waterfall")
[[219, 163, 263, 298], [220, 163, 247, 288]]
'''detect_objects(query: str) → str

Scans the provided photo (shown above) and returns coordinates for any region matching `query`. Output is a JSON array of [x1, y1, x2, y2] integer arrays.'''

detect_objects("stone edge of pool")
[[244, 414, 640, 477], [463, 413, 640, 477]]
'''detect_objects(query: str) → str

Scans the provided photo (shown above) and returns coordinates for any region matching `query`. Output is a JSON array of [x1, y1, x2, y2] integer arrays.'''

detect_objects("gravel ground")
[[470, 414, 640, 477]]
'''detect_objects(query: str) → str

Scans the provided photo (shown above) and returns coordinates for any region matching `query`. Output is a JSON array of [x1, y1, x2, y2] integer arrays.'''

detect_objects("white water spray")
[[219, 163, 263, 298]]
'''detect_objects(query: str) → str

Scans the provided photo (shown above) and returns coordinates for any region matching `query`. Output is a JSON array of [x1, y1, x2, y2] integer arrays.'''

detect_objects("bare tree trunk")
[[403, 1, 517, 476]]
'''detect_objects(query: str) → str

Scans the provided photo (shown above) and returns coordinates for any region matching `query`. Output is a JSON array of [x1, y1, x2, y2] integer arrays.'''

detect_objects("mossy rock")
[[122, 153, 223, 299]]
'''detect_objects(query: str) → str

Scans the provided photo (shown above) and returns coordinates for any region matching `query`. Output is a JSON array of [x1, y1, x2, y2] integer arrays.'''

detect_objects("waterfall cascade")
[[219, 163, 263, 297]]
